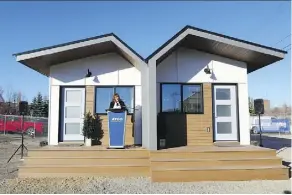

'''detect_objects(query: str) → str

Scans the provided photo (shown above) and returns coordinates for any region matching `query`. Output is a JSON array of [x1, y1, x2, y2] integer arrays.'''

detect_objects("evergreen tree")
[[35, 92, 44, 117], [42, 96, 49, 117], [30, 97, 38, 116], [30, 92, 49, 117]]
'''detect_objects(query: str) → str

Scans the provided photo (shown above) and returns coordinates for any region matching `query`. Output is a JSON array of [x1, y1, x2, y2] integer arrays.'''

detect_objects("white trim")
[[48, 76, 51, 144], [16, 36, 111, 61]]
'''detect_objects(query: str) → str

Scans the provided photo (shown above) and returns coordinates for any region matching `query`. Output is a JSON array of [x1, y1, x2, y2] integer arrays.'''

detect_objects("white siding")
[[50, 53, 141, 86], [49, 53, 142, 145], [157, 48, 247, 83]]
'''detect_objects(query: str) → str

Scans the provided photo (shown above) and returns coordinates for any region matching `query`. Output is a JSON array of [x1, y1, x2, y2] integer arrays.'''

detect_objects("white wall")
[[157, 48, 247, 83], [51, 53, 141, 86], [49, 53, 142, 145], [238, 83, 250, 145], [156, 48, 250, 145]]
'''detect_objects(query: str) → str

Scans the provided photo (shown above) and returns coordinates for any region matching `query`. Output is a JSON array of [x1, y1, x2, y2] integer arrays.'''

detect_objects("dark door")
[[157, 113, 187, 149]]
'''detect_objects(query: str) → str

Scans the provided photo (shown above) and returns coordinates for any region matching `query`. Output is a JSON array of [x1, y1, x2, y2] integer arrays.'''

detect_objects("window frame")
[[94, 85, 135, 115], [160, 83, 204, 114]]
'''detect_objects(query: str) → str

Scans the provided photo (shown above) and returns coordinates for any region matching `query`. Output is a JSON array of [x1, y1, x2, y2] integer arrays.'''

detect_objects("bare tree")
[[0, 86, 5, 114], [2, 87, 27, 115], [281, 103, 291, 118], [5, 87, 15, 103], [271, 107, 281, 116], [0, 86, 3, 97]]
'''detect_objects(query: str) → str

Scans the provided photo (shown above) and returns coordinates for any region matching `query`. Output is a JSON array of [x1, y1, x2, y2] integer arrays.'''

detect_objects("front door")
[[62, 87, 85, 141], [213, 85, 238, 141]]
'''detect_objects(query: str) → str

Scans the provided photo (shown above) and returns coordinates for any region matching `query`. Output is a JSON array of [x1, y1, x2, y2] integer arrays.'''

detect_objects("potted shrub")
[[82, 112, 95, 146], [91, 113, 104, 145], [82, 112, 104, 146]]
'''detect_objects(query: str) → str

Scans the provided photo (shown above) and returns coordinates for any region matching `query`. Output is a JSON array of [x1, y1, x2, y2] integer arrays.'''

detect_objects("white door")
[[62, 88, 85, 141], [213, 85, 238, 141]]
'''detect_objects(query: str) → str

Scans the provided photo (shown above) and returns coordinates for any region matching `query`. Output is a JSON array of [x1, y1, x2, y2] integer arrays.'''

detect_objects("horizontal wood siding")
[[85, 86, 134, 146], [187, 83, 213, 146], [85, 86, 94, 113]]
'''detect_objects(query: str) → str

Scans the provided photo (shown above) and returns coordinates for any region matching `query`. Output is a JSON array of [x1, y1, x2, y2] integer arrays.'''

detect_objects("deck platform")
[[18, 144, 289, 182]]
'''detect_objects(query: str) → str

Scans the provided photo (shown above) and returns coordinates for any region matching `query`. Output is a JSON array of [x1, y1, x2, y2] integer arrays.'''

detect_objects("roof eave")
[[146, 25, 287, 64]]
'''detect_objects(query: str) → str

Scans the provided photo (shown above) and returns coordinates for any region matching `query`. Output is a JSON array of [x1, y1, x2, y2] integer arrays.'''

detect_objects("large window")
[[95, 86, 134, 114], [161, 84, 203, 114]]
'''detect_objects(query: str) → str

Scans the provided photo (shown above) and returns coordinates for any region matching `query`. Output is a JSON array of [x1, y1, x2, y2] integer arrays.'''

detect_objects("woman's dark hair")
[[112, 93, 120, 102]]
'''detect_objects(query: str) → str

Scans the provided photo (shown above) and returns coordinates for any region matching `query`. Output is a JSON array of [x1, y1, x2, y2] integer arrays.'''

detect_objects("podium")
[[106, 109, 127, 149]]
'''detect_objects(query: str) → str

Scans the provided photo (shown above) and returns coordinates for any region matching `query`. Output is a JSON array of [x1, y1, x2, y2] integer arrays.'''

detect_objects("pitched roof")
[[146, 25, 287, 73], [14, 25, 287, 75], [13, 33, 146, 76]]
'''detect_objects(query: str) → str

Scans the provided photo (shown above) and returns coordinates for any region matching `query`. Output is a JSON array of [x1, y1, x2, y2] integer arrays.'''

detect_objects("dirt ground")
[[0, 134, 45, 180]]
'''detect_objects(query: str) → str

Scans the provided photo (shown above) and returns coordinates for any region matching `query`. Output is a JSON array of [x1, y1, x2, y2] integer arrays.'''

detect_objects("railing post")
[[4, 115, 6, 135]]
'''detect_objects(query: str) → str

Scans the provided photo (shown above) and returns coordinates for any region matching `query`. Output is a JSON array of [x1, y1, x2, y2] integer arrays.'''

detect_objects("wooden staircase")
[[18, 147, 150, 178], [150, 146, 289, 182], [18, 145, 289, 182]]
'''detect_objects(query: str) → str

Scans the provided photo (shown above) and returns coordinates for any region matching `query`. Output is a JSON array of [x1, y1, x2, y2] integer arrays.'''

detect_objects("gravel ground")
[[0, 177, 291, 194], [0, 133, 291, 194]]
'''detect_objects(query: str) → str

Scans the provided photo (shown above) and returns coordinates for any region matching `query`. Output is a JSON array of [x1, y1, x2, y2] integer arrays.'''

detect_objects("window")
[[161, 84, 181, 112], [161, 84, 203, 114], [95, 88, 113, 114], [95, 86, 134, 114], [182, 85, 203, 113]]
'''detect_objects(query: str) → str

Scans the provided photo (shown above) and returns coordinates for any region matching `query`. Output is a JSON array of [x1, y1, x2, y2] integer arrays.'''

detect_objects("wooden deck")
[[18, 145, 289, 182], [150, 145, 288, 182]]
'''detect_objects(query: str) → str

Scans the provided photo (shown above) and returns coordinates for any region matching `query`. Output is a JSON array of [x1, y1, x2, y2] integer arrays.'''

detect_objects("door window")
[[216, 88, 230, 100]]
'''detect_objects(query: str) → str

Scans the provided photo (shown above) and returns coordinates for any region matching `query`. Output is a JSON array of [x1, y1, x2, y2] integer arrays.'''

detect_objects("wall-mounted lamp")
[[204, 66, 212, 74], [85, 69, 92, 78]]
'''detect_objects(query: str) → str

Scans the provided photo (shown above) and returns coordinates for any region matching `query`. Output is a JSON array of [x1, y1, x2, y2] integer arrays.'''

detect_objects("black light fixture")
[[85, 69, 92, 78], [204, 66, 212, 74]]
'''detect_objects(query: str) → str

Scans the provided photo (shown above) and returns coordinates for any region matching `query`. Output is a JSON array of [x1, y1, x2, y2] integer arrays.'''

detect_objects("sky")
[[0, 1, 290, 107]]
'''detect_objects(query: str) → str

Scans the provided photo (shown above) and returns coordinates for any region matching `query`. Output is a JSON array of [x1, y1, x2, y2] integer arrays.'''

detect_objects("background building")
[[263, 99, 270, 112]]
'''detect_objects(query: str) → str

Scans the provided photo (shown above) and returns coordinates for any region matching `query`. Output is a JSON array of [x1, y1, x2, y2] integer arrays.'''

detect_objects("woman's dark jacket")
[[109, 100, 126, 110]]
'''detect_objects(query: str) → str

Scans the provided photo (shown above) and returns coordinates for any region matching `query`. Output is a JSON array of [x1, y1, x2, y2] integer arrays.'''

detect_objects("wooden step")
[[28, 149, 149, 158], [151, 157, 282, 169], [151, 165, 289, 182], [24, 157, 149, 166], [19, 164, 150, 178], [187, 141, 213, 145], [188, 140, 213, 144], [151, 148, 276, 159]]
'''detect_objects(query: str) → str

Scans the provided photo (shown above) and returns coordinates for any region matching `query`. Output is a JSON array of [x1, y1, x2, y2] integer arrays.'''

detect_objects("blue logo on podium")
[[111, 117, 124, 122]]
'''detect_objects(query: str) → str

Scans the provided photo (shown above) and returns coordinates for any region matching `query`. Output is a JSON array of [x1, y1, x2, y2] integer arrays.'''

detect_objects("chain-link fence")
[[0, 114, 48, 137]]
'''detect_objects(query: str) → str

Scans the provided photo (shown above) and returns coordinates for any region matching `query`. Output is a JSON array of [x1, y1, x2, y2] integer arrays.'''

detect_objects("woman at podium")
[[109, 93, 126, 111], [107, 93, 128, 148]]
